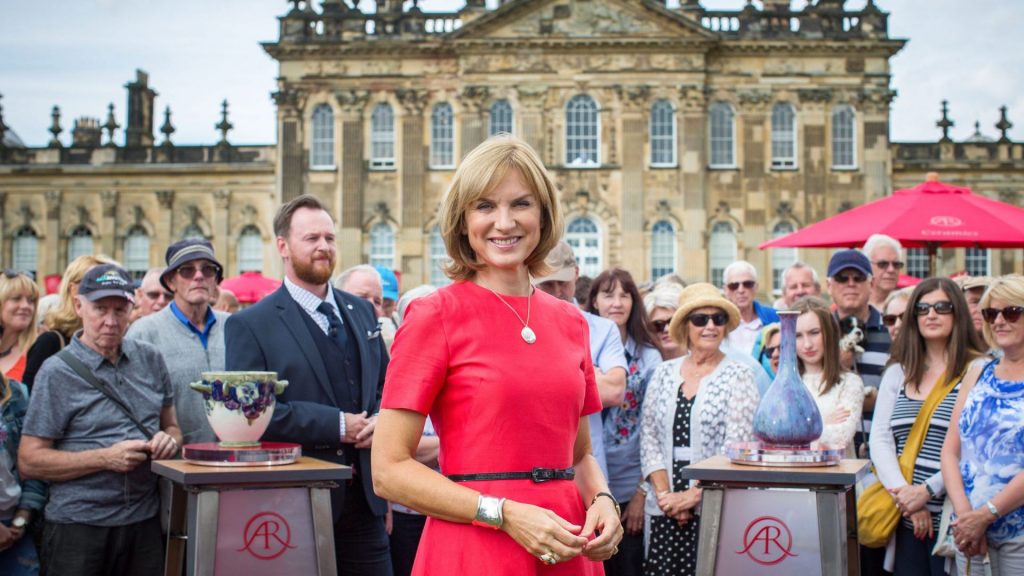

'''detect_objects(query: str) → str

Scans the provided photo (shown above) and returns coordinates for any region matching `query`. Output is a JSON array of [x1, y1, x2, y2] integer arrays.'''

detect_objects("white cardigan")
[[640, 355, 759, 516]]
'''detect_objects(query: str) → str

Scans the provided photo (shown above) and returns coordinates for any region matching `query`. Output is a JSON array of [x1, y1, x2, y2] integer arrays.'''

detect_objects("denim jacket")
[[2, 380, 47, 512]]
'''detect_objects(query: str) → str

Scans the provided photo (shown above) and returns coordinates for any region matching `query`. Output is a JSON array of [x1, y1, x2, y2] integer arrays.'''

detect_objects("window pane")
[[650, 100, 677, 167], [565, 95, 600, 167], [489, 100, 513, 136], [429, 225, 451, 286], [12, 228, 38, 276], [430, 103, 454, 168], [369, 223, 395, 269], [68, 226, 94, 264], [771, 103, 797, 169], [238, 226, 264, 273], [370, 103, 395, 169], [906, 247, 929, 279], [566, 217, 602, 277], [709, 221, 737, 287], [770, 222, 797, 290], [124, 227, 150, 277], [311, 104, 335, 168], [965, 248, 990, 277], [709, 103, 735, 167], [650, 220, 676, 279], [182, 225, 205, 241], [832, 106, 856, 168]]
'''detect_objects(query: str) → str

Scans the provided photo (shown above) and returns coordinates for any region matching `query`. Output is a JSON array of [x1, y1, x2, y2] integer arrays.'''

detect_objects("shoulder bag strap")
[[896, 364, 969, 481], [56, 349, 154, 440]]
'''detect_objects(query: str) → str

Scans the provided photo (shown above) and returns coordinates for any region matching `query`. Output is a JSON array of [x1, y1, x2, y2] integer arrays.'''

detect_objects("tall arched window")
[[832, 105, 857, 169], [650, 220, 677, 280], [906, 248, 929, 279], [182, 225, 205, 241], [430, 103, 455, 168], [709, 102, 736, 168], [489, 100, 513, 136], [771, 103, 797, 169], [310, 104, 335, 169], [565, 95, 599, 167], [650, 99, 677, 167], [370, 103, 395, 169], [429, 225, 451, 287], [771, 222, 797, 291], [237, 226, 264, 273], [12, 228, 38, 276], [965, 247, 990, 277], [67, 226, 94, 263], [369, 223, 395, 269], [709, 221, 737, 287], [124, 226, 150, 278], [566, 217, 602, 278]]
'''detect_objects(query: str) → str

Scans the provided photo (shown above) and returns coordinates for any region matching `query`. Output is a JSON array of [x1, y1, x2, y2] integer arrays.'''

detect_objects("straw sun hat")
[[667, 282, 741, 346]]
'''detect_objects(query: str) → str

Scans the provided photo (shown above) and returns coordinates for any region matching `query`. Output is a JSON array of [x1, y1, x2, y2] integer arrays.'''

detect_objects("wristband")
[[986, 500, 1001, 519], [473, 495, 506, 529], [592, 491, 621, 516], [636, 481, 649, 496], [924, 483, 936, 498]]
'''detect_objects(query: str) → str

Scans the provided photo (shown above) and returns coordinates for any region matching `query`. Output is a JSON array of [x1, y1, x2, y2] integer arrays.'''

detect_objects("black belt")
[[447, 467, 575, 483]]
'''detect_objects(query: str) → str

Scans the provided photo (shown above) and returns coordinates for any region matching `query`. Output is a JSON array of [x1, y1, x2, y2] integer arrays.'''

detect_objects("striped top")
[[890, 382, 959, 531]]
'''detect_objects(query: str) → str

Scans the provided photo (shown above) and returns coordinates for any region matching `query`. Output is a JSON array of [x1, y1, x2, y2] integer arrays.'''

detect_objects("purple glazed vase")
[[752, 310, 823, 447]]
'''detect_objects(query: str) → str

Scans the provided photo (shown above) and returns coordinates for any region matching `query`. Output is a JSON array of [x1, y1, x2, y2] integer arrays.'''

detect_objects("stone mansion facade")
[[1, 0, 1022, 294]]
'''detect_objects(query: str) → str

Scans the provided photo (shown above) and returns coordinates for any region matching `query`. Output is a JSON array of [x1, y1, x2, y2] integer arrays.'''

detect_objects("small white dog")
[[838, 316, 866, 355]]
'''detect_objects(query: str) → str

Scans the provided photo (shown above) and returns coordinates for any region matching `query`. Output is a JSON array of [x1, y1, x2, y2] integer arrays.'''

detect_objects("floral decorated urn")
[[190, 371, 288, 447]]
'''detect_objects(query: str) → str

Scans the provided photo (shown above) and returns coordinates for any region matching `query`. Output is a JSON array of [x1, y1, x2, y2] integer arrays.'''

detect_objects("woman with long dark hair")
[[870, 277, 986, 574], [586, 269, 662, 576]]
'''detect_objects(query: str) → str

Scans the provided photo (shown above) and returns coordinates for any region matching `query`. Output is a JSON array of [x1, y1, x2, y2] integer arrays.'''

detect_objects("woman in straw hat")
[[640, 283, 758, 576]]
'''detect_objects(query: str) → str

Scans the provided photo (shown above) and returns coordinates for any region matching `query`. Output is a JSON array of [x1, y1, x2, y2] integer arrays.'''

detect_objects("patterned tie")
[[316, 301, 348, 350]]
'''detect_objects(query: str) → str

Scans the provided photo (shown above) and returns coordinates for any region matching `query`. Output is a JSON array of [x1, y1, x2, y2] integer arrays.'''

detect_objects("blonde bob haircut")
[[46, 254, 119, 337], [440, 135, 563, 281], [979, 274, 1024, 350], [0, 271, 41, 355]]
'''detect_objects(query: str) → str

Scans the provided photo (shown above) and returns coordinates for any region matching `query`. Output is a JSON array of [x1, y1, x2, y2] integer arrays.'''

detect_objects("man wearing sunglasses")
[[130, 267, 172, 323], [722, 261, 779, 358], [126, 239, 228, 445], [864, 234, 904, 311]]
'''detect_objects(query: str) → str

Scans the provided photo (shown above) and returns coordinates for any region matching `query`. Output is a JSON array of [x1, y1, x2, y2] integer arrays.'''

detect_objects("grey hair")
[[644, 283, 684, 315], [882, 286, 914, 313], [723, 260, 758, 283], [335, 264, 382, 291], [782, 261, 820, 285], [397, 284, 439, 325], [862, 234, 903, 259]]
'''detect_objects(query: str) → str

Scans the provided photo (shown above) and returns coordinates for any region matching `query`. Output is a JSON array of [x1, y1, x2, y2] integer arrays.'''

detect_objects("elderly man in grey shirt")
[[18, 263, 181, 576]]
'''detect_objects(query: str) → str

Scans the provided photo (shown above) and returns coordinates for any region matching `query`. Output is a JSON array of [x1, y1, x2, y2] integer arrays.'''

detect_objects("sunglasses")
[[914, 301, 954, 316], [982, 306, 1024, 324], [873, 260, 905, 271], [882, 314, 901, 327], [652, 319, 670, 334], [760, 345, 779, 359], [144, 290, 174, 301], [725, 280, 756, 291], [834, 273, 867, 284], [2, 269, 24, 279], [177, 264, 220, 280], [688, 312, 729, 327]]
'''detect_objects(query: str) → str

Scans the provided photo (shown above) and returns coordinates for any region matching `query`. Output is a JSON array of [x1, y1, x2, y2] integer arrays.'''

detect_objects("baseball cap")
[[78, 264, 136, 303], [531, 241, 578, 285], [375, 266, 399, 301], [827, 249, 872, 278]]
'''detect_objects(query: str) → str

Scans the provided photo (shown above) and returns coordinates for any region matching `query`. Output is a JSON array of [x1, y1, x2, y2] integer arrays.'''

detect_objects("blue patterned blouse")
[[959, 360, 1024, 543]]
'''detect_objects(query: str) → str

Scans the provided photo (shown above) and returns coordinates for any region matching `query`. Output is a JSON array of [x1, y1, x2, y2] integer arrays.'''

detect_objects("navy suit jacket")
[[225, 284, 388, 519]]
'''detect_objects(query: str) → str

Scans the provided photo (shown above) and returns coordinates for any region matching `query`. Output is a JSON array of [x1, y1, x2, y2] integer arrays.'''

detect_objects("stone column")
[[336, 89, 370, 270], [396, 89, 428, 229], [273, 87, 308, 204], [460, 86, 489, 159], [100, 190, 118, 258], [679, 84, 708, 284], [517, 86, 548, 163], [212, 189, 231, 271], [155, 190, 175, 261], [44, 191, 62, 275], [619, 85, 650, 273]]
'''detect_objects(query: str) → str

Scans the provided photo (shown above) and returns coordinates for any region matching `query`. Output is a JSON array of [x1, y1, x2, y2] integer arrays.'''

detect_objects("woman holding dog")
[[869, 277, 986, 574]]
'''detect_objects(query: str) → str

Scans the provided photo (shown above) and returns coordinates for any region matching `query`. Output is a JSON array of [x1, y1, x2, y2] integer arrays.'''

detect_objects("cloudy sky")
[[2, 0, 1021, 146]]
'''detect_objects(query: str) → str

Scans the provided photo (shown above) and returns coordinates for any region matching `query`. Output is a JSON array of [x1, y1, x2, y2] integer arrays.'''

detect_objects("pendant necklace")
[[483, 285, 537, 344]]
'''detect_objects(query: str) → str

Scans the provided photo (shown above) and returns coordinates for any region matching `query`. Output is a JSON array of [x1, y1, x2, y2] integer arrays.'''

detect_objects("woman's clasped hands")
[[501, 497, 623, 564]]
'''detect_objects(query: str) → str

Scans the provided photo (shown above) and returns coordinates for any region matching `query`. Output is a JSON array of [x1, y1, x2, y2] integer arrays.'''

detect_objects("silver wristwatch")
[[473, 494, 506, 529], [11, 516, 27, 529]]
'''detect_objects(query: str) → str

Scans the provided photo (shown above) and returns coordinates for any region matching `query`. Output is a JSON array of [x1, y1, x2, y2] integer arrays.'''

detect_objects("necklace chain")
[[483, 285, 531, 328]]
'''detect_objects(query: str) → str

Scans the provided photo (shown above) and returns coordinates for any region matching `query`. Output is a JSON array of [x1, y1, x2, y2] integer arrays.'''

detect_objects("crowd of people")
[[0, 135, 1021, 576]]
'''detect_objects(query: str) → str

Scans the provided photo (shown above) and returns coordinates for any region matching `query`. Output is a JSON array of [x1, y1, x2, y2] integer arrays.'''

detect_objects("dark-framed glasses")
[[176, 264, 220, 280], [873, 260, 905, 271], [2, 269, 24, 279], [834, 273, 868, 284], [914, 301, 954, 316], [982, 306, 1024, 324], [651, 319, 670, 334], [145, 290, 174, 301], [760, 345, 779, 359], [882, 314, 901, 327], [688, 312, 728, 327], [725, 280, 756, 291]]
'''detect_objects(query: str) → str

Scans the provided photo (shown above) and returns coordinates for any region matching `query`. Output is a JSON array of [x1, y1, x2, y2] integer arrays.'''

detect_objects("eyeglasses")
[[144, 290, 174, 301], [2, 269, 24, 279], [688, 312, 729, 327], [873, 260, 905, 271], [176, 264, 220, 280], [652, 319, 670, 334], [760, 345, 779, 359], [725, 280, 756, 291], [833, 273, 867, 284], [882, 314, 901, 327], [982, 306, 1024, 324], [914, 301, 955, 316]]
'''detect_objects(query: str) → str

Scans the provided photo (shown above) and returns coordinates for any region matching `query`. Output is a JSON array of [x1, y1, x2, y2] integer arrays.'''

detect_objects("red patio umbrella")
[[760, 174, 1024, 275], [896, 274, 921, 289], [220, 271, 282, 304]]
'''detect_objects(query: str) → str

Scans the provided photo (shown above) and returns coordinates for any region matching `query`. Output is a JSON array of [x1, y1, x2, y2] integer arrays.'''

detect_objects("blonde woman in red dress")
[[373, 135, 623, 575]]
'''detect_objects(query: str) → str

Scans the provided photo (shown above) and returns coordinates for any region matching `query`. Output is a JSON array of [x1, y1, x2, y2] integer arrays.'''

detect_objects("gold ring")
[[612, 546, 620, 555], [539, 552, 557, 565]]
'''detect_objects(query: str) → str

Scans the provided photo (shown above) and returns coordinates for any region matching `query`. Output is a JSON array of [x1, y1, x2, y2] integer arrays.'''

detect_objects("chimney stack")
[[125, 69, 157, 147]]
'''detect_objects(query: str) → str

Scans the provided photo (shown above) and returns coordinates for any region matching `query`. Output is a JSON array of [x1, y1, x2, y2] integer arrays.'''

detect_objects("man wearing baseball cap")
[[127, 238, 228, 445], [20, 263, 182, 576]]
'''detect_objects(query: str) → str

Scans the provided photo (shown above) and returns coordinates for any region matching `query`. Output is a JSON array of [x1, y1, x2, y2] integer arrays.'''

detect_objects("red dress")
[[382, 281, 604, 575]]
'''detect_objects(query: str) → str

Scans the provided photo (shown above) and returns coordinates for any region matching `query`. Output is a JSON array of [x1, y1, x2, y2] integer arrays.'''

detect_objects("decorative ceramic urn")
[[190, 371, 288, 447], [752, 310, 823, 447]]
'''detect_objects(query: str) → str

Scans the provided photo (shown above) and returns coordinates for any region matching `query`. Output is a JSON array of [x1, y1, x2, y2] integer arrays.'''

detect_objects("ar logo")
[[239, 511, 297, 560], [736, 516, 798, 566]]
